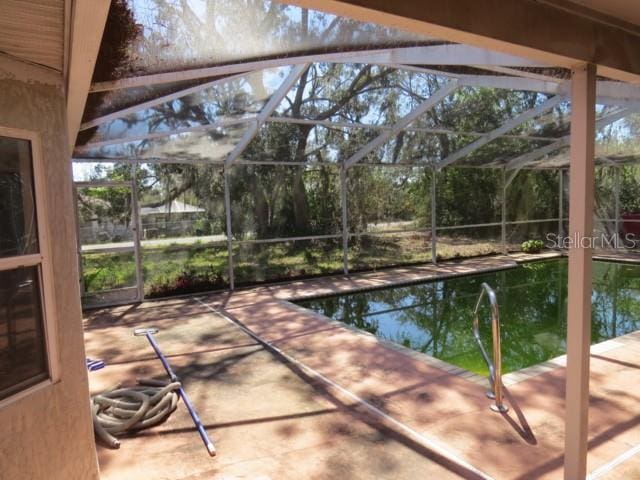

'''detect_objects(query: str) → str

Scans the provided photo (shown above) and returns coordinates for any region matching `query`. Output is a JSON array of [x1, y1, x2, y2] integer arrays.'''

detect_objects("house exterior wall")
[[0, 55, 99, 480]]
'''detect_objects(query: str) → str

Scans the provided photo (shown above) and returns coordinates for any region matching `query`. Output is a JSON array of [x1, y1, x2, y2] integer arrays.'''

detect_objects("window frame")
[[0, 126, 60, 407]]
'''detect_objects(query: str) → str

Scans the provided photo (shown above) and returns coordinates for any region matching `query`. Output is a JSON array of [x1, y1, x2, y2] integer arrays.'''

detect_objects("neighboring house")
[[76, 193, 131, 244], [140, 200, 205, 238]]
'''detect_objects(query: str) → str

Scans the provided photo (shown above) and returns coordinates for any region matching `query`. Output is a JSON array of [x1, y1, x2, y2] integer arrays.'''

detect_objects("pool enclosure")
[[72, 0, 640, 307]]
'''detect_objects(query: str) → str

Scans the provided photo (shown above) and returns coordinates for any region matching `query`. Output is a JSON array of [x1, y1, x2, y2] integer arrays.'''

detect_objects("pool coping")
[[281, 251, 564, 303], [279, 298, 494, 385], [283, 252, 640, 390], [283, 299, 640, 389]]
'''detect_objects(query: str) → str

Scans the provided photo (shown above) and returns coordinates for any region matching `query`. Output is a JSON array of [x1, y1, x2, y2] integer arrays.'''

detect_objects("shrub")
[[521, 239, 545, 253], [147, 269, 226, 298]]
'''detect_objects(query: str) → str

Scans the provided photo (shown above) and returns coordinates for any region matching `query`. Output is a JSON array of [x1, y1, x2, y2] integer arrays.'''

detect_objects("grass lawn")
[[81, 233, 505, 299]]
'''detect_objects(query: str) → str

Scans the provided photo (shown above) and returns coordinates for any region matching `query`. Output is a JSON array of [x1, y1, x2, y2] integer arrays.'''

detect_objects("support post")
[[558, 169, 564, 240], [501, 167, 507, 254], [563, 63, 596, 480], [223, 168, 235, 290], [614, 166, 621, 248], [72, 183, 87, 298], [340, 165, 349, 274], [431, 167, 438, 264], [130, 164, 144, 302]]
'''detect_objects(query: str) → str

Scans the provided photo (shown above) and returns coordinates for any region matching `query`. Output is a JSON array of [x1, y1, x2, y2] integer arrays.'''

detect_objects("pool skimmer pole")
[[133, 327, 216, 456]]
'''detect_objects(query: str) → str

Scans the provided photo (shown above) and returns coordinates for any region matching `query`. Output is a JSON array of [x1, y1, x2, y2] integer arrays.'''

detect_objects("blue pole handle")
[[138, 329, 216, 456]]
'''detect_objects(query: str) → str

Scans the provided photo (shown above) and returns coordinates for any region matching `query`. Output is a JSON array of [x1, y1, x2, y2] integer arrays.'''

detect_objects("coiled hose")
[[91, 379, 181, 448]]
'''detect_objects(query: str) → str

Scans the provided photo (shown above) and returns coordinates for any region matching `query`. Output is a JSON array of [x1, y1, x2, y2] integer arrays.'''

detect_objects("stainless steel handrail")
[[473, 282, 508, 413]]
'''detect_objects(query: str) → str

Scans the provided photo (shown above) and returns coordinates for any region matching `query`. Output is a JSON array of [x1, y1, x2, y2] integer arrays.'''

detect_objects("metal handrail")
[[473, 282, 508, 413]]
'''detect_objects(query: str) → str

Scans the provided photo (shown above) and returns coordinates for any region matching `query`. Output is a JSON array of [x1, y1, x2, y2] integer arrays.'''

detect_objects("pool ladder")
[[473, 282, 509, 413]]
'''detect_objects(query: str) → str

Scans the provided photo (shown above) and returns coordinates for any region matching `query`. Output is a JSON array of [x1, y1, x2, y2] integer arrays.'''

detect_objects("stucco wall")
[[0, 56, 99, 479]]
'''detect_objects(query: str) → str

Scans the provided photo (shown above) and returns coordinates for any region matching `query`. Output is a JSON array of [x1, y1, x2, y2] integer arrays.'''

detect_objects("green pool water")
[[296, 259, 640, 376]]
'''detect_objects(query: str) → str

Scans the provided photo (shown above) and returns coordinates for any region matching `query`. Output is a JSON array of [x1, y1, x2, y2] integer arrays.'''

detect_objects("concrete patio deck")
[[84, 254, 640, 479], [85, 299, 473, 480]]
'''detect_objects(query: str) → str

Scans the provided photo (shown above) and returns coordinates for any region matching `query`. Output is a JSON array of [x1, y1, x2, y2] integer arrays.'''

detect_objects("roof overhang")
[[283, 0, 640, 83]]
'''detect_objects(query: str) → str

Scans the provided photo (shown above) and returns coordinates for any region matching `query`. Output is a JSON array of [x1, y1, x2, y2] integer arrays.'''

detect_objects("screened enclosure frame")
[[72, 160, 639, 298], [75, 46, 640, 172], [72, 41, 640, 302], [73, 173, 144, 306]]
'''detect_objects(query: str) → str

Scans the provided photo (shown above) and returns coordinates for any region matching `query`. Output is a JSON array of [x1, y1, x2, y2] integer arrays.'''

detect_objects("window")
[[0, 130, 56, 402]]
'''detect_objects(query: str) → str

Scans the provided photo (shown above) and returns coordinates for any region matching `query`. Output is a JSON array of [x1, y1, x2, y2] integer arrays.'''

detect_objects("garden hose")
[[91, 379, 181, 448]]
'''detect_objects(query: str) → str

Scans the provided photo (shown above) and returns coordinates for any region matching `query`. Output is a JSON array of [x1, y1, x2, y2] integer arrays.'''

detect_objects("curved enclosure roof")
[[74, 0, 640, 170]]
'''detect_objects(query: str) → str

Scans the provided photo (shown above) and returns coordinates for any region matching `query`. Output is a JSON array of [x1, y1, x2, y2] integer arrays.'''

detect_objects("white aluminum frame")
[[71, 48, 640, 306], [614, 166, 621, 243], [340, 164, 349, 274], [74, 179, 143, 306], [501, 167, 507, 254], [344, 80, 459, 167], [431, 167, 438, 263], [80, 73, 249, 130], [76, 117, 253, 152], [75, 114, 559, 155], [71, 157, 640, 306], [438, 95, 567, 168], [223, 168, 235, 289], [558, 168, 565, 239], [0, 126, 60, 408], [89, 44, 549, 92], [506, 107, 635, 169], [75, 59, 640, 163], [225, 64, 309, 167], [267, 116, 557, 142]]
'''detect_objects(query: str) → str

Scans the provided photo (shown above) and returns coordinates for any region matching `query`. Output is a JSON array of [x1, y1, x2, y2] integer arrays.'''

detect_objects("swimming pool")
[[296, 259, 640, 376]]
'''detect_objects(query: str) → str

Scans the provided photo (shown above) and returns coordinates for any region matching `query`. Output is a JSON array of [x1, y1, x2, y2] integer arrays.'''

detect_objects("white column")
[[614, 167, 621, 247], [502, 167, 507, 254], [431, 167, 438, 264], [223, 168, 235, 290], [341, 165, 349, 274], [130, 164, 144, 302], [564, 63, 596, 480], [558, 169, 564, 239]]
